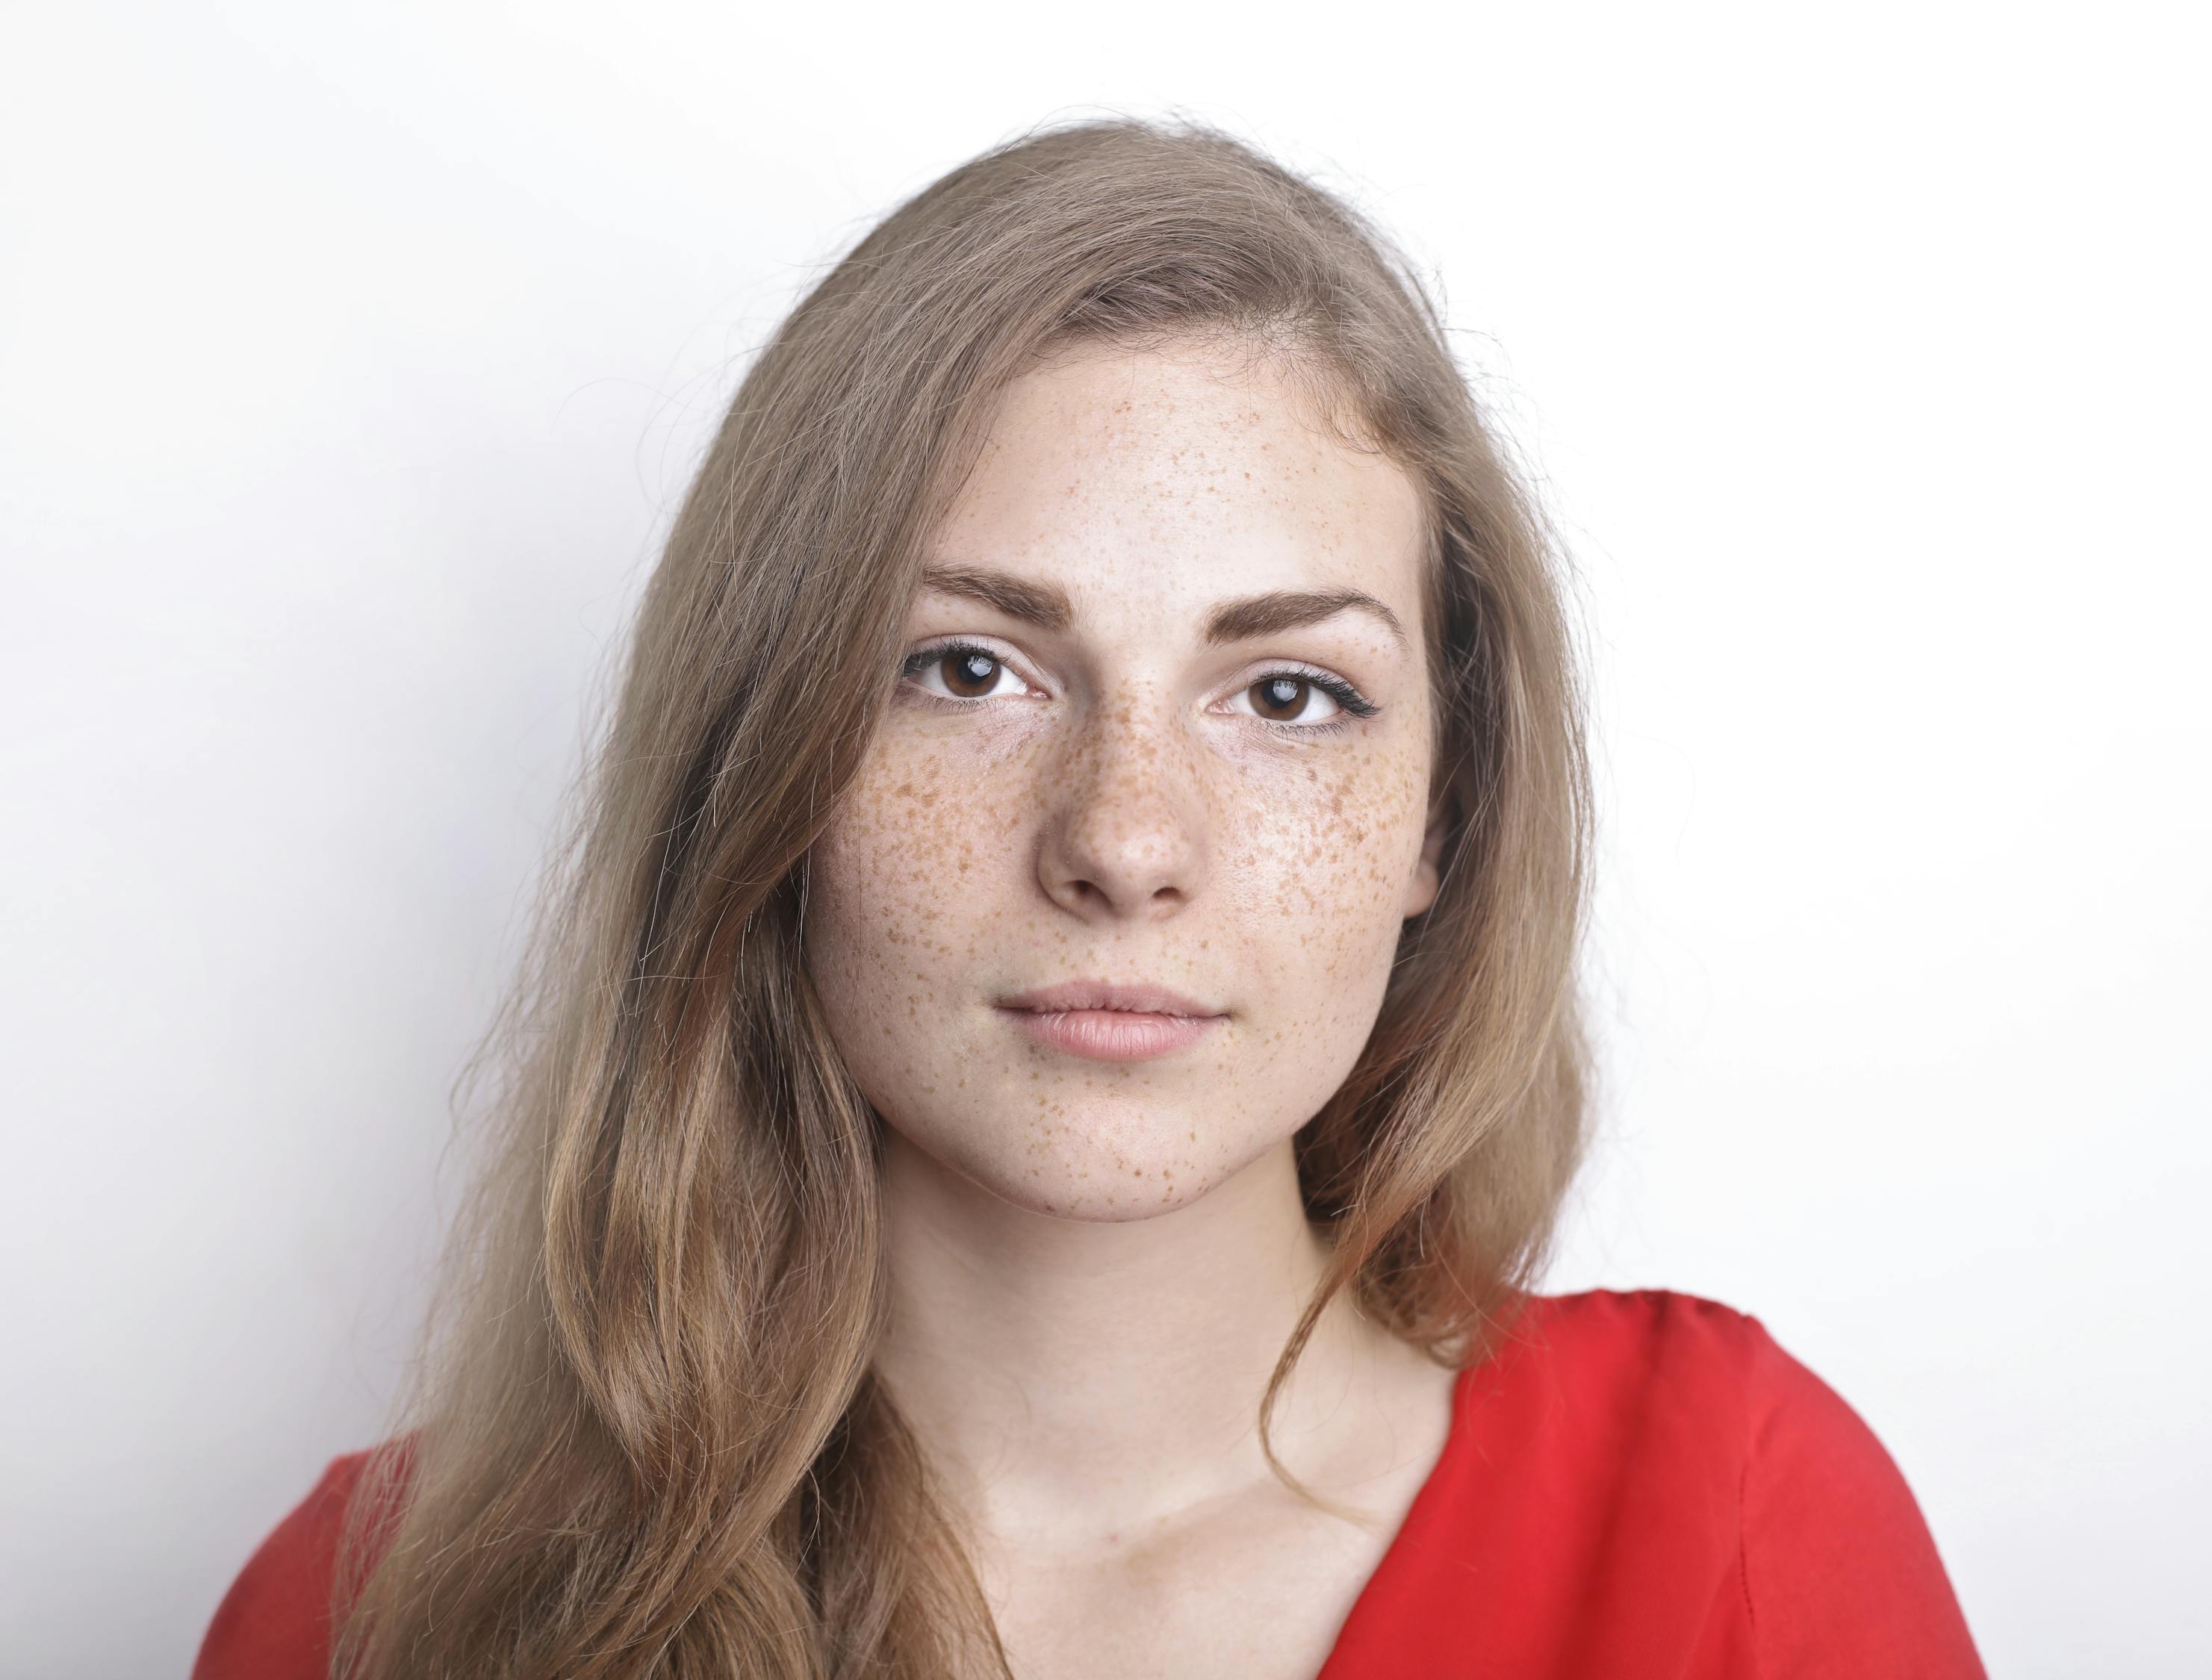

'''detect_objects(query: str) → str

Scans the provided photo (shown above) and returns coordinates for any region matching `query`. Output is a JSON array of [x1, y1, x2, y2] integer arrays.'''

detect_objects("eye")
[[899, 638, 1031, 704], [1241, 673, 1340, 726], [1228, 667, 1381, 735]]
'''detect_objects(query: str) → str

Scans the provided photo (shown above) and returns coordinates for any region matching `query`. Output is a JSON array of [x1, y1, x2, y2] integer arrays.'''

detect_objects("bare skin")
[[804, 337, 1459, 1679]]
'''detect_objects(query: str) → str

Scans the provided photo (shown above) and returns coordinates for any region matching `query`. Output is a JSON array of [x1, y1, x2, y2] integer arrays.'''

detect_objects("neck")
[[869, 1125, 1410, 1544]]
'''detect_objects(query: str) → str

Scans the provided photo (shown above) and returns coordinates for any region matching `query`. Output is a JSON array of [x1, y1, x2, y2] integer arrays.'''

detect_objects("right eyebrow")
[[918, 564, 1073, 632]]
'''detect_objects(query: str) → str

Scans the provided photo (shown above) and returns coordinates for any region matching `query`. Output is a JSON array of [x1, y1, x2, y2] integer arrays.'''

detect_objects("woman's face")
[[804, 338, 1442, 1219]]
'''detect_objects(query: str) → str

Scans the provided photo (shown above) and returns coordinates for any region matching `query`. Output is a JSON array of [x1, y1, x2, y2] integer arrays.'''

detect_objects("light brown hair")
[[332, 112, 1594, 1679]]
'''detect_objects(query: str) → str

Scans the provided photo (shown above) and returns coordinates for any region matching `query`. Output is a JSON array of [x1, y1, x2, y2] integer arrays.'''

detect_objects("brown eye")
[[1247, 674, 1338, 725], [939, 647, 1002, 699], [900, 641, 1025, 705]]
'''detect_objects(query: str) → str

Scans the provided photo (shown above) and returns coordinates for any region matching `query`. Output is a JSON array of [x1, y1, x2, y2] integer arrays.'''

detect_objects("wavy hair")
[[331, 112, 1594, 1679]]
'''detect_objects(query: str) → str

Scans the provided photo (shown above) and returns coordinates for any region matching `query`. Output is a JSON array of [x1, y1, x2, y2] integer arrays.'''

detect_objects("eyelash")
[[896, 638, 1381, 738]]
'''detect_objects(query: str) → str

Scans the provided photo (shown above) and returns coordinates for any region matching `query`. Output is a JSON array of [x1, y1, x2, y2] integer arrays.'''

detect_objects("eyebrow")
[[918, 563, 1408, 654]]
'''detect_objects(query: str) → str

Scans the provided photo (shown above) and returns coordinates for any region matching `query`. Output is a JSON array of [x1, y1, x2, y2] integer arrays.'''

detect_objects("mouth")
[[996, 979, 1224, 1018], [995, 980, 1227, 1063]]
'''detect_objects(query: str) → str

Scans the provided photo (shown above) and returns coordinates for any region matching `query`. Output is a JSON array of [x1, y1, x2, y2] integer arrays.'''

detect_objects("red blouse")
[[193, 1288, 1986, 1679]]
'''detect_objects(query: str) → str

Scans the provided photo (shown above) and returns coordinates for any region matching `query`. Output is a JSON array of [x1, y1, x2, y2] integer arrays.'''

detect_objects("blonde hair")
[[333, 113, 1594, 1679]]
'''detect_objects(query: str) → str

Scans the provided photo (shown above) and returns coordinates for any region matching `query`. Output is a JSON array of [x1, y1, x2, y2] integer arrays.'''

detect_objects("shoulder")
[[1472, 1286, 1784, 1461], [1507, 1284, 1774, 1391], [1507, 1284, 1921, 1455], [1467, 1287, 1781, 1500], [1510, 1287, 1986, 1676], [191, 1445, 408, 1680]]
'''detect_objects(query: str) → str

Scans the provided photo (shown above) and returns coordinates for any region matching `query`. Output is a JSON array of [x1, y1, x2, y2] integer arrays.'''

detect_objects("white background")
[[4, 3, 2205, 1676]]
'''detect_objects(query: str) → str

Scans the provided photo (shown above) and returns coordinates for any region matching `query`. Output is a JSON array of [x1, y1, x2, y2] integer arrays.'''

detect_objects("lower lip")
[[998, 1007, 1225, 1062]]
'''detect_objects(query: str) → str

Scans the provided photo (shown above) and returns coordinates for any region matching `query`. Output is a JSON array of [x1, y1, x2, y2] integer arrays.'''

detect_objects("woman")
[[193, 116, 1986, 1679]]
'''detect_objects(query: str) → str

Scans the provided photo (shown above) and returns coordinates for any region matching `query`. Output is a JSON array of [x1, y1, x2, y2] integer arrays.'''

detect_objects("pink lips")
[[995, 980, 1226, 1063]]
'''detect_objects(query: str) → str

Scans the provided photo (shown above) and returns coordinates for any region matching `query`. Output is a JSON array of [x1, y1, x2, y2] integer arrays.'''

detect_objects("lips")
[[994, 980, 1228, 1063], [996, 979, 1225, 1018]]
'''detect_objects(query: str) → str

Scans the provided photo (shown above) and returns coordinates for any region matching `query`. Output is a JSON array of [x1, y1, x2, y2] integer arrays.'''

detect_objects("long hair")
[[332, 113, 1594, 1680]]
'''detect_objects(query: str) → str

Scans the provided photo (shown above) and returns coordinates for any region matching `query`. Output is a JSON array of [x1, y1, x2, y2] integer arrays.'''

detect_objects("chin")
[[984, 1171, 1219, 1222], [930, 1124, 1231, 1222], [883, 1095, 1266, 1224]]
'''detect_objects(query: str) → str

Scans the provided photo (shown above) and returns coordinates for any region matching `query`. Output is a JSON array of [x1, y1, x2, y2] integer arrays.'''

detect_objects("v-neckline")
[[1310, 1289, 1571, 1680], [1308, 1353, 1482, 1679]]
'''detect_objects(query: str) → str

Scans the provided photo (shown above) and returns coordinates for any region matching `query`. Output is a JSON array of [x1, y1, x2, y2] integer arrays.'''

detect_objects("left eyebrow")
[[1204, 585, 1408, 656], [919, 564, 1408, 656]]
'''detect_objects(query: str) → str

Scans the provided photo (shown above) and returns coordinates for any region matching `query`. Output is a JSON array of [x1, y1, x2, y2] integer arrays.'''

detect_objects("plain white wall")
[[4, 2, 2205, 1675]]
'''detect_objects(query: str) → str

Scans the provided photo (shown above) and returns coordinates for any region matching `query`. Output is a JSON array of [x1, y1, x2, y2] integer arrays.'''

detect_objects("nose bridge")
[[1075, 674, 1186, 788], [1043, 677, 1206, 914]]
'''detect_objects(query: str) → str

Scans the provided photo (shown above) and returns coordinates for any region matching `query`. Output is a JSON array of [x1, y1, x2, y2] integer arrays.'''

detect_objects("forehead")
[[927, 342, 1427, 624]]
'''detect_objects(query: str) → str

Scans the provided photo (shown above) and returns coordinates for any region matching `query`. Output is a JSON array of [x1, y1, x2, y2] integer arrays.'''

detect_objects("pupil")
[[1261, 676, 1305, 718]]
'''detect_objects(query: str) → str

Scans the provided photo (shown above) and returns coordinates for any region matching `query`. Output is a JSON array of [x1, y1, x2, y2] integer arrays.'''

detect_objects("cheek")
[[1232, 745, 1431, 986], [807, 759, 941, 1003], [801, 735, 1030, 1033]]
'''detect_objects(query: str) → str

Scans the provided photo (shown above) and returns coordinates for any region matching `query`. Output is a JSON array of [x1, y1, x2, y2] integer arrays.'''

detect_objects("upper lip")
[[998, 980, 1225, 1018]]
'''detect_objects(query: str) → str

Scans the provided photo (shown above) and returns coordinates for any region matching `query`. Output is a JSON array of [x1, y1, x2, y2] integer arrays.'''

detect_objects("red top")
[[193, 1288, 1986, 1679]]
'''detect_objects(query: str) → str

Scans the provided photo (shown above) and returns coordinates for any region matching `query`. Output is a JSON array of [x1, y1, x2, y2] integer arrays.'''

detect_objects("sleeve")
[[191, 1453, 365, 1680], [1737, 1316, 1988, 1679]]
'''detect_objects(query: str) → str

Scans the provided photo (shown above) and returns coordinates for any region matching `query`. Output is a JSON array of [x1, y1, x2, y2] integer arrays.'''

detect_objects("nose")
[[1036, 689, 1208, 922]]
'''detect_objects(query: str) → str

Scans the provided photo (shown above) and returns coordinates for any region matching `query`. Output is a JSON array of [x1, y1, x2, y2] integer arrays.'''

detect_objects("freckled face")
[[802, 340, 1441, 1220]]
